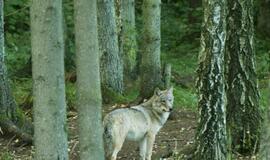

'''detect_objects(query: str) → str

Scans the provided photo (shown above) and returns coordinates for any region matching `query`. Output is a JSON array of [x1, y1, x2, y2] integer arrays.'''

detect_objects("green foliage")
[[0, 152, 13, 160], [63, 0, 75, 71], [255, 36, 270, 78], [11, 78, 32, 105], [4, 0, 31, 75], [161, 3, 201, 55], [260, 87, 270, 112], [66, 82, 76, 109], [102, 87, 129, 104], [173, 85, 197, 109]]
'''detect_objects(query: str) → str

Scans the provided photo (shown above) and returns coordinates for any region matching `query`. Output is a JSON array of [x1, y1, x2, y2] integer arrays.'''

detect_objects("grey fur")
[[103, 87, 174, 160]]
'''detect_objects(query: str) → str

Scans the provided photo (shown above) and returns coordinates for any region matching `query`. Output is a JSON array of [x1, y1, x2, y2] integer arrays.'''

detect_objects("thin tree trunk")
[[194, 0, 227, 159], [120, 0, 137, 79], [98, 0, 123, 94], [74, 0, 105, 159], [31, 0, 68, 159], [0, 0, 32, 143], [139, 0, 162, 99], [226, 0, 262, 155], [0, 0, 16, 123]]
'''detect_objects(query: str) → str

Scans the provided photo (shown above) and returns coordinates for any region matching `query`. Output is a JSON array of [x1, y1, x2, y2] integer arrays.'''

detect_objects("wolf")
[[103, 87, 174, 160]]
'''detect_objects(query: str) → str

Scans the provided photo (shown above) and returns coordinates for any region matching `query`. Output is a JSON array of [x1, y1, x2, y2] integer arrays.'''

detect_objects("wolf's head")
[[151, 87, 174, 113]]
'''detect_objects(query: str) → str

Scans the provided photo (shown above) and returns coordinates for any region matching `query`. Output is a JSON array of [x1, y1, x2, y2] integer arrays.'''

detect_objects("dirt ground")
[[0, 107, 197, 160]]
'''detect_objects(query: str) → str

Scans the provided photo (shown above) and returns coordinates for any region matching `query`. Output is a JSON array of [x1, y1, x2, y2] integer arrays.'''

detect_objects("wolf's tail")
[[103, 120, 114, 159]]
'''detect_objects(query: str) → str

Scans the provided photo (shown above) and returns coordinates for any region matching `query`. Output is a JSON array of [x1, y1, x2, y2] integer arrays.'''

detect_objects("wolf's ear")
[[154, 87, 161, 96], [168, 86, 173, 93]]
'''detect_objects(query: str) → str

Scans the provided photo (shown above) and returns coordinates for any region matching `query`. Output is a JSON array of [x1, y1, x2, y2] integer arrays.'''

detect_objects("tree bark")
[[139, 0, 162, 99], [98, 0, 123, 94], [226, 0, 262, 155], [194, 0, 227, 159], [120, 0, 137, 79], [74, 0, 105, 159], [31, 0, 68, 159]]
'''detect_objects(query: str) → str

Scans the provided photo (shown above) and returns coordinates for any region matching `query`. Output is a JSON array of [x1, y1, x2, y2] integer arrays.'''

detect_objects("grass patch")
[[173, 85, 197, 110]]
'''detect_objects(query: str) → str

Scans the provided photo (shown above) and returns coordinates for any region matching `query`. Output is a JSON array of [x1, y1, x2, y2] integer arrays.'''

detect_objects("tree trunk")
[[226, 0, 262, 155], [194, 0, 227, 159], [0, 0, 32, 143], [98, 0, 123, 94], [0, 0, 16, 124], [139, 0, 162, 99], [31, 0, 68, 159], [74, 0, 105, 159], [257, 0, 270, 37], [260, 103, 270, 159], [259, 55, 270, 160], [120, 0, 137, 79]]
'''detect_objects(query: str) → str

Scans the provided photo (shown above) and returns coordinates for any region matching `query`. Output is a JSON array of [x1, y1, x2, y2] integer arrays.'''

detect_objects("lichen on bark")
[[226, 0, 262, 155], [194, 0, 227, 159]]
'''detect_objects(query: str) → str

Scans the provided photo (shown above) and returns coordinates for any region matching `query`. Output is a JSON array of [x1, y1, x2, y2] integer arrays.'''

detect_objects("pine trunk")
[[139, 0, 162, 99], [194, 0, 227, 159], [31, 0, 68, 159], [74, 0, 105, 159], [98, 0, 123, 94], [226, 0, 261, 155], [120, 0, 137, 79]]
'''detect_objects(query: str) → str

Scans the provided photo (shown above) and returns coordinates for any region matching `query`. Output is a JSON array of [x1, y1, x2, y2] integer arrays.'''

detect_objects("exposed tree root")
[[0, 119, 33, 144]]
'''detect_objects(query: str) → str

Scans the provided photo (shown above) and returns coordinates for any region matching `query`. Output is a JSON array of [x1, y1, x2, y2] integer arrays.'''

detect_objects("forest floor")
[[0, 107, 197, 160], [0, 105, 259, 160]]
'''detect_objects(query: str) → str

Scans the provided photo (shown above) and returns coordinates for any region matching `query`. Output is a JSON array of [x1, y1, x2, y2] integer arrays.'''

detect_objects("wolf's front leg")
[[139, 137, 147, 160], [145, 133, 156, 160]]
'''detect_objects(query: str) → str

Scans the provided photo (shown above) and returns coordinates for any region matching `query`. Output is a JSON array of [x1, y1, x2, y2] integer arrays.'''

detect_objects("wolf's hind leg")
[[110, 134, 125, 160], [139, 137, 147, 160]]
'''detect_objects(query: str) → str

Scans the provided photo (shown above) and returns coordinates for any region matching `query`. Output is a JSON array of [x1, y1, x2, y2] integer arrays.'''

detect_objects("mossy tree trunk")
[[139, 0, 162, 99], [226, 0, 262, 155], [31, 0, 68, 159], [259, 74, 270, 159], [74, 0, 105, 159], [0, 0, 16, 125], [98, 0, 123, 94], [194, 0, 227, 159], [120, 0, 137, 79], [260, 99, 270, 159], [0, 0, 32, 143]]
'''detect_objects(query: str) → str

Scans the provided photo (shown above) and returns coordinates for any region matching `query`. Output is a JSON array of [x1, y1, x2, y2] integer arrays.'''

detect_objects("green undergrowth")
[[0, 152, 13, 160], [173, 84, 197, 109], [259, 87, 270, 112]]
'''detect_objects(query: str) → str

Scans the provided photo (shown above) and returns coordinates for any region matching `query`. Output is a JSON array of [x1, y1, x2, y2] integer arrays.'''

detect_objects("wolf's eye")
[[161, 99, 166, 103]]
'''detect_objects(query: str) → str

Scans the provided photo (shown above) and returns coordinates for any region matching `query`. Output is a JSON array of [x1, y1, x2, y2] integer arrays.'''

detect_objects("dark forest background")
[[4, 0, 269, 111]]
